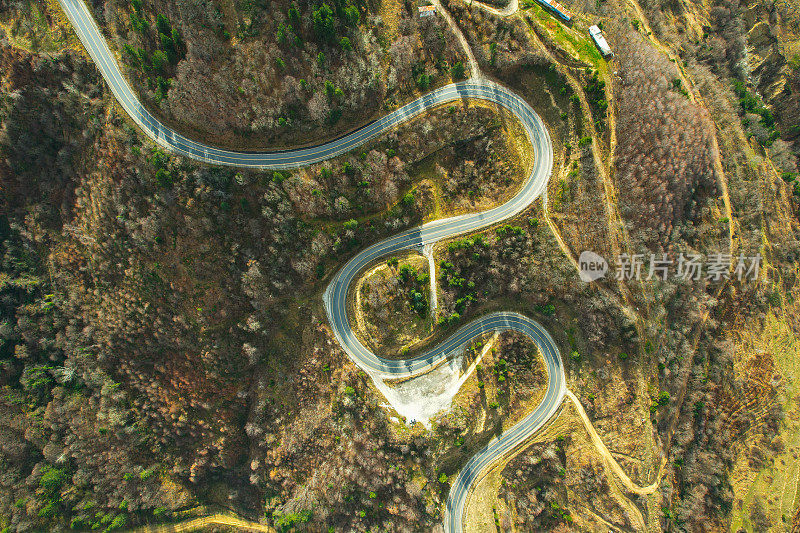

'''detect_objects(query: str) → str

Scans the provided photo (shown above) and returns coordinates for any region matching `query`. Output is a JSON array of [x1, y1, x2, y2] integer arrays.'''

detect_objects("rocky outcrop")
[[745, 6, 800, 140]]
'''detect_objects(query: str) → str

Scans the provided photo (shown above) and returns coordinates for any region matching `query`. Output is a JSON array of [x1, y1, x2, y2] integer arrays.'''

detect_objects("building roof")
[[589, 25, 613, 56]]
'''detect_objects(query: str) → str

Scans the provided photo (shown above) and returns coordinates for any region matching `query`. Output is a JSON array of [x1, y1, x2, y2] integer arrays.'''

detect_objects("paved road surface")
[[58, 0, 566, 529]]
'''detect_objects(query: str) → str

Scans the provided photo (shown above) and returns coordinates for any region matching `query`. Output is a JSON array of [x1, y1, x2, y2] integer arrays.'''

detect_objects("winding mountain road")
[[57, 0, 566, 529]]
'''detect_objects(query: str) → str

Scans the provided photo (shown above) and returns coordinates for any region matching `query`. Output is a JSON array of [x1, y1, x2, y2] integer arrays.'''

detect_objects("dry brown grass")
[[728, 278, 800, 531], [353, 253, 435, 355]]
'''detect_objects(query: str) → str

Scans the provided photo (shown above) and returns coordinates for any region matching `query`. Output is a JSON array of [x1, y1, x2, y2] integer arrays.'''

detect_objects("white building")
[[589, 25, 613, 57], [418, 4, 436, 17]]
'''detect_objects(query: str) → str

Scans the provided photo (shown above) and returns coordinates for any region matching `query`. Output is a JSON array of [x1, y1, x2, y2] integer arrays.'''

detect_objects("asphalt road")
[[59, 0, 566, 529], [61, 0, 543, 170], [441, 314, 564, 532]]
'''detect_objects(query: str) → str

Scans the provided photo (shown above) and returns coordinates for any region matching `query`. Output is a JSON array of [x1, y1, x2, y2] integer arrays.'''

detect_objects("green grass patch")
[[522, 5, 605, 71]]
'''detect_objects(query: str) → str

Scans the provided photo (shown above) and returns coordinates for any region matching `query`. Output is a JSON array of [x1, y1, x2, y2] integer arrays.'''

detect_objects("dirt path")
[[626, 0, 736, 256], [130, 513, 274, 533], [542, 190, 581, 271], [515, 17, 645, 335], [432, 0, 481, 78], [566, 390, 666, 496], [463, 0, 519, 16], [423, 243, 439, 317]]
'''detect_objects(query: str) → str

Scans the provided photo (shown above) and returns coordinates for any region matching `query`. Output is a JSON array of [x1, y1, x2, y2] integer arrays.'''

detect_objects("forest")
[[1, 0, 799, 529]]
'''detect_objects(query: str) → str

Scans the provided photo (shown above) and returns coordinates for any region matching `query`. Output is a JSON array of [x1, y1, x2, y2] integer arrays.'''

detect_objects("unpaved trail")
[[464, 0, 519, 16], [626, 0, 736, 255], [432, 0, 482, 78], [423, 243, 439, 317], [130, 513, 274, 533], [566, 390, 666, 496], [59, 0, 665, 530]]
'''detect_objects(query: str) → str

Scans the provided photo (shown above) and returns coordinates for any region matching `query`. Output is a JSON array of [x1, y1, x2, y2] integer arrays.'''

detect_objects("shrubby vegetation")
[[395, 262, 430, 317], [0, 17, 539, 529], [1, 0, 798, 530], [498, 440, 574, 529], [611, 24, 718, 244], [93, 0, 467, 149], [120, 5, 185, 102]]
